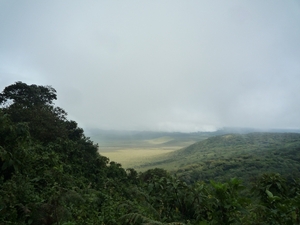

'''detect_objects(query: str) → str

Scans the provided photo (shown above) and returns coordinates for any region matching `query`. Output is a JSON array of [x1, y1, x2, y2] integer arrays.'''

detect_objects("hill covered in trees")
[[1, 82, 300, 225], [138, 133, 300, 183]]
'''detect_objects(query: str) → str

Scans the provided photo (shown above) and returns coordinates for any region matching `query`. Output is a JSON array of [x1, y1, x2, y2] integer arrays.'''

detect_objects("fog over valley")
[[1, 1, 300, 132], [2, 3, 300, 223]]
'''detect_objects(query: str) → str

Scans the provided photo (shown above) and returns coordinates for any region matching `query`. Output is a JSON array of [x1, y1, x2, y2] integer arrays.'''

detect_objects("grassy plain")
[[87, 129, 213, 169], [99, 147, 178, 169], [98, 136, 196, 169], [88, 129, 300, 180]]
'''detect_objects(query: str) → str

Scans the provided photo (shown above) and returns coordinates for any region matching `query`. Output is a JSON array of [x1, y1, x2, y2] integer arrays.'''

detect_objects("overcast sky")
[[1, 1, 300, 132]]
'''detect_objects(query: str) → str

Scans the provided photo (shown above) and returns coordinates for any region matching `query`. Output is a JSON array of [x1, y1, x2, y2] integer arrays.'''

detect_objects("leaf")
[[266, 189, 273, 198]]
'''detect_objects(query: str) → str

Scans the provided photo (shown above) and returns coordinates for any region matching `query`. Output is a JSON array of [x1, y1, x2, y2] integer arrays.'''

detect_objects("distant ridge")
[[138, 132, 300, 183], [86, 127, 300, 144]]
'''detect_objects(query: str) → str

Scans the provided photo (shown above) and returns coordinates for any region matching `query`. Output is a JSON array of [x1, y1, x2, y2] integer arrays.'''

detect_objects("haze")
[[1, 1, 300, 132]]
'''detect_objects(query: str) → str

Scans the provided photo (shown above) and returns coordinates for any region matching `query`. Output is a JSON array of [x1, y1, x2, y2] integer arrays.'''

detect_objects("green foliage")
[[246, 173, 300, 224], [0, 81, 57, 107], [1, 82, 300, 225], [141, 133, 300, 184]]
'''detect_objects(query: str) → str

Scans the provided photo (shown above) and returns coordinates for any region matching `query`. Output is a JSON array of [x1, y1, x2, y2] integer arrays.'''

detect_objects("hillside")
[[86, 127, 285, 168], [2, 82, 300, 225], [86, 129, 220, 168], [138, 132, 300, 183]]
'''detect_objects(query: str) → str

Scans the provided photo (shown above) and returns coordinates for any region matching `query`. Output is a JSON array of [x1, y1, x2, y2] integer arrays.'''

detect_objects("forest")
[[1, 82, 300, 225], [138, 132, 300, 184]]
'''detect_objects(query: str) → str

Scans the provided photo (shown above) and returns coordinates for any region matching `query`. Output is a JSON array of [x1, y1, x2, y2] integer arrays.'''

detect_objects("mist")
[[1, 1, 300, 132]]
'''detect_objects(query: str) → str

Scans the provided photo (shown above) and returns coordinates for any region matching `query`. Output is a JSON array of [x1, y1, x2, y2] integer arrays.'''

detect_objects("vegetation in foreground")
[[1, 81, 300, 225]]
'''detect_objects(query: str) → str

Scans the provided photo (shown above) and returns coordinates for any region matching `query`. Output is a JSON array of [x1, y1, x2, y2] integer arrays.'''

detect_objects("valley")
[[88, 128, 300, 183], [87, 129, 218, 168]]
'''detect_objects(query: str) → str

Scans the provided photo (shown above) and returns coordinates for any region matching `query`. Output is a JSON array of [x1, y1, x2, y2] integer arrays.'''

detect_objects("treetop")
[[0, 81, 57, 107]]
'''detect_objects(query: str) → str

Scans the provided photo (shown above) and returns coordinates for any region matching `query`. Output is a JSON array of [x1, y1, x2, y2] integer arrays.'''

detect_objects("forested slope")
[[139, 133, 300, 183], [1, 82, 300, 225]]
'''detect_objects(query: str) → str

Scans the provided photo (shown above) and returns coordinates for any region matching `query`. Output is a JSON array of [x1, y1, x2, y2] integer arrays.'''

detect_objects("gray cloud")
[[1, 0, 300, 132]]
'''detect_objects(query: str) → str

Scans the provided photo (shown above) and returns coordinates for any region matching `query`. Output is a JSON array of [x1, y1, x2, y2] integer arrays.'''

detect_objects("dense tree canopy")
[[1, 82, 73, 143], [1, 82, 300, 225], [0, 81, 57, 107]]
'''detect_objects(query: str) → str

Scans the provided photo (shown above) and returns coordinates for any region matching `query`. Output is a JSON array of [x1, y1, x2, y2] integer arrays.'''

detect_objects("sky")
[[1, 1, 300, 132]]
